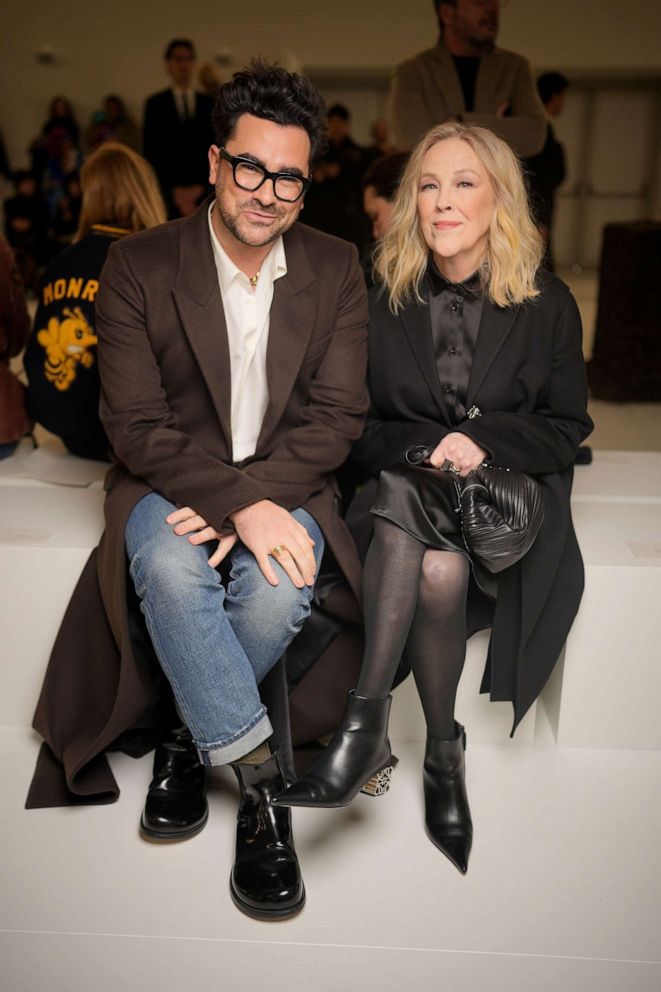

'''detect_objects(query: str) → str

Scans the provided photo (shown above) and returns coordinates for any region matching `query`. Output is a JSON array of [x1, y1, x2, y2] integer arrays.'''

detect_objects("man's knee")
[[126, 493, 215, 602]]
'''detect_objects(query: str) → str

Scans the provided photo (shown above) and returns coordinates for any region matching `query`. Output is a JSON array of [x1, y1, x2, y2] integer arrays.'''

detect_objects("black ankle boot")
[[231, 751, 305, 920], [272, 691, 394, 809], [423, 722, 472, 874], [140, 726, 208, 841]]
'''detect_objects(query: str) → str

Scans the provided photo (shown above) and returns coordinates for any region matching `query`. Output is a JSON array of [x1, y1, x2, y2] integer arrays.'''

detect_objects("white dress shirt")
[[208, 206, 287, 463]]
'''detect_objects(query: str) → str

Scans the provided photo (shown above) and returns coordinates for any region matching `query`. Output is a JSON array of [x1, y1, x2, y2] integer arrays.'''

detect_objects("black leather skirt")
[[370, 465, 496, 598]]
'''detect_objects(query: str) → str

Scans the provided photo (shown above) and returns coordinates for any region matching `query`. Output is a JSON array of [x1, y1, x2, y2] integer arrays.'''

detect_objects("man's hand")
[[230, 500, 317, 589], [429, 432, 487, 477], [166, 506, 238, 569]]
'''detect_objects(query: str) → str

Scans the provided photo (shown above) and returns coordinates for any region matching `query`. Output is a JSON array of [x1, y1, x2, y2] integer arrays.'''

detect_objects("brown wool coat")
[[389, 40, 546, 156], [27, 199, 369, 807]]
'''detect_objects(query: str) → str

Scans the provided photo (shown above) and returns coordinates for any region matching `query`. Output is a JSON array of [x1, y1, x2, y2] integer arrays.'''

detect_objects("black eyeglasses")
[[219, 147, 311, 202]]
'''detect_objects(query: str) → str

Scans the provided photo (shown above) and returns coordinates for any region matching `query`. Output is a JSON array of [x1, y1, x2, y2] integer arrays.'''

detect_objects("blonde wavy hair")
[[374, 122, 543, 311], [76, 142, 166, 240]]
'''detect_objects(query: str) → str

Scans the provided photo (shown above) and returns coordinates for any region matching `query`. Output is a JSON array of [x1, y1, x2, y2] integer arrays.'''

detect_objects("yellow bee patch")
[[36, 307, 98, 392]]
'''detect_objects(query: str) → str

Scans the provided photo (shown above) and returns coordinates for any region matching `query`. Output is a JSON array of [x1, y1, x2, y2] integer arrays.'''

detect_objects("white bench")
[[0, 482, 105, 726], [1, 449, 660, 749], [571, 449, 661, 505], [541, 499, 661, 749]]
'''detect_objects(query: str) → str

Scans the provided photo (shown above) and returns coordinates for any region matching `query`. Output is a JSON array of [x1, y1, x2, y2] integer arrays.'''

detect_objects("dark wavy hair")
[[212, 59, 327, 167], [362, 152, 410, 201]]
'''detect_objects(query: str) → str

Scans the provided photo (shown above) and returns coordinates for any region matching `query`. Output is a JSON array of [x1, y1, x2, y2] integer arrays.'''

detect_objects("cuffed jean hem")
[[196, 711, 274, 767]]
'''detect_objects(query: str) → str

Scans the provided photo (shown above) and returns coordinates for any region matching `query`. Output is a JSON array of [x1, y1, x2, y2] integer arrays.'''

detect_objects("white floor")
[[3, 717, 660, 992]]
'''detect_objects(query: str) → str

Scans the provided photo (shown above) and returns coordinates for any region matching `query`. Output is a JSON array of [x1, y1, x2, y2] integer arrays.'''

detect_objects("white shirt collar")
[[207, 204, 287, 296]]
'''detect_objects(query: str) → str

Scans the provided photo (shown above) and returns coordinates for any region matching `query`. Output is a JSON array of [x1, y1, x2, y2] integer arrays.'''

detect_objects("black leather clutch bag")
[[404, 445, 544, 573]]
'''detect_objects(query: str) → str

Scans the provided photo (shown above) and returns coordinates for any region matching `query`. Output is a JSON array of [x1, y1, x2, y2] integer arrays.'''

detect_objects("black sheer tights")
[[356, 517, 469, 740]]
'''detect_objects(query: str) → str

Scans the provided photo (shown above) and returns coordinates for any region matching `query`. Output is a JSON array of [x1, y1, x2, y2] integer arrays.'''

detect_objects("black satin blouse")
[[426, 259, 484, 425]]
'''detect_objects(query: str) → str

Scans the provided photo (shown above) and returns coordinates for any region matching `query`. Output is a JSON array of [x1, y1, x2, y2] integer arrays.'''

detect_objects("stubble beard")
[[214, 181, 298, 249]]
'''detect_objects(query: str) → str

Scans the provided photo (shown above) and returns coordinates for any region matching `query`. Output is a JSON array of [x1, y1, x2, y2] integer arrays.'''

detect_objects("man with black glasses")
[[28, 61, 368, 920]]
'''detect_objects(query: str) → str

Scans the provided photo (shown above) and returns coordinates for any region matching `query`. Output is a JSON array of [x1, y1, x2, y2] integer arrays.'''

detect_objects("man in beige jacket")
[[389, 0, 546, 156]]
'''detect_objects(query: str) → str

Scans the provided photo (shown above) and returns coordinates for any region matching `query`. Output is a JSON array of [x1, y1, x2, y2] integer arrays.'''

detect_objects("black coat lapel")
[[466, 302, 520, 406], [172, 198, 232, 449], [399, 299, 446, 414]]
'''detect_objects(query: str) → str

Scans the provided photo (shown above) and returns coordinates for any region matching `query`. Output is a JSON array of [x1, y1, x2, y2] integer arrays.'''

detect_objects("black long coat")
[[351, 271, 593, 732]]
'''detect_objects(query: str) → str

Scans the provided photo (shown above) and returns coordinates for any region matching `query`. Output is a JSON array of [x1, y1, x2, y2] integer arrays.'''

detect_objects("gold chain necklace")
[[249, 271, 261, 288]]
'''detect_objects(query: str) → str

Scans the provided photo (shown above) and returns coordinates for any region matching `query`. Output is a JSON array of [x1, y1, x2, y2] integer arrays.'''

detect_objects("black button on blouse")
[[426, 258, 484, 423]]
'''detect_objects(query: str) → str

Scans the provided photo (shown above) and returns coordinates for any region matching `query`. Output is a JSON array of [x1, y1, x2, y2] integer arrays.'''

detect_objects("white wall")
[[2, 0, 660, 168]]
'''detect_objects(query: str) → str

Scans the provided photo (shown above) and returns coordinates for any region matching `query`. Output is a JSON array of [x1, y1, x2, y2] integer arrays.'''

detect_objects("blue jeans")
[[0, 441, 19, 460], [125, 492, 324, 766]]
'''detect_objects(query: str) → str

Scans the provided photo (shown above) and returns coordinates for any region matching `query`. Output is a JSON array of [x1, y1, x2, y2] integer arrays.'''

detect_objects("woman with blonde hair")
[[25, 143, 166, 459], [275, 123, 592, 873]]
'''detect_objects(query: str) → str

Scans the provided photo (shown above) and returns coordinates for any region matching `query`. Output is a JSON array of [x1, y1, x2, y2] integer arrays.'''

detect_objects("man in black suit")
[[143, 39, 215, 217]]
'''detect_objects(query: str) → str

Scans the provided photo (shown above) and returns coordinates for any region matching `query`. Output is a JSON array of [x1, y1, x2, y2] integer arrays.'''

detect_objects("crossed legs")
[[125, 491, 324, 766]]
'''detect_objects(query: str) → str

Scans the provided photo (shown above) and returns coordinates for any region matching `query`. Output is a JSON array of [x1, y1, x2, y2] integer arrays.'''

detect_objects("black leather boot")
[[423, 722, 472, 874], [140, 726, 208, 841], [230, 751, 305, 920], [272, 691, 394, 809]]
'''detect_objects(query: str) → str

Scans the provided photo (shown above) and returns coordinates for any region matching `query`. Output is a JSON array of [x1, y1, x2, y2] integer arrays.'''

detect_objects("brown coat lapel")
[[172, 205, 232, 452], [171, 201, 322, 457], [257, 226, 318, 451]]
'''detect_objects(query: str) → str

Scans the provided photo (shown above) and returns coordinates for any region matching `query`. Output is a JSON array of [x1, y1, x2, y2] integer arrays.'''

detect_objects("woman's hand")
[[428, 432, 487, 477], [165, 506, 238, 569]]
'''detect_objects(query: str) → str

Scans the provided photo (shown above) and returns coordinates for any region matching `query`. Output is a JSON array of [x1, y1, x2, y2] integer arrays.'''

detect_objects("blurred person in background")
[[51, 171, 83, 245], [0, 236, 31, 458], [87, 95, 139, 152], [24, 143, 166, 461], [363, 117, 397, 170], [390, 0, 545, 157], [524, 72, 569, 272], [3, 170, 50, 293], [363, 151, 410, 242], [30, 96, 82, 219], [143, 38, 215, 217], [303, 103, 369, 250]]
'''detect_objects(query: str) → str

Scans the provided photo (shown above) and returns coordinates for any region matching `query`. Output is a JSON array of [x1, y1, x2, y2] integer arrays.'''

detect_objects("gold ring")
[[271, 544, 287, 556]]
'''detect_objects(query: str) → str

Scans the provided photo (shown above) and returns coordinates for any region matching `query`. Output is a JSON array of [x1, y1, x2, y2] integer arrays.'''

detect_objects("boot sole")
[[229, 881, 306, 921], [139, 807, 209, 842], [274, 756, 399, 809]]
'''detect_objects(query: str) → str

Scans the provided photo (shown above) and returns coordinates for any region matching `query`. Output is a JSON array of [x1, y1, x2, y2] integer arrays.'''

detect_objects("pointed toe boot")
[[140, 726, 208, 841], [423, 723, 472, 874], [272, 692, 395, 809], [230, 752, 305, 921]]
